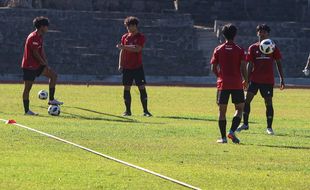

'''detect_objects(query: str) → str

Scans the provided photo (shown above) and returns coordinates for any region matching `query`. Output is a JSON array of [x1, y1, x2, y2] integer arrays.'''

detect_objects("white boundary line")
[[0, 119, 201, 190]]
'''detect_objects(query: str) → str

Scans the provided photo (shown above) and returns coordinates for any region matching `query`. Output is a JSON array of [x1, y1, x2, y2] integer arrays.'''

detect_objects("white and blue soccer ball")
[[259, 39, 275, 54], [38, 90, 48, 100], [48, 105, 61, 116]]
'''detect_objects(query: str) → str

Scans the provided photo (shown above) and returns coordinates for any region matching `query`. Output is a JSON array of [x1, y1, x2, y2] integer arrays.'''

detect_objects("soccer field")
[[0, 84, 309, 190]]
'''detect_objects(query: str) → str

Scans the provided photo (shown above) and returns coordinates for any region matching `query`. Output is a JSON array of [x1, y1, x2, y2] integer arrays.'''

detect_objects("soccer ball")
[[259, 39, 275, 54], [48, 105, 60, 116], [38, 90, 48, 100]]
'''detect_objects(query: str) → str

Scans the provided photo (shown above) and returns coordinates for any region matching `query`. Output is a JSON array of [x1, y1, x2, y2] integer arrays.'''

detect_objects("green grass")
[[0, 84, 309, 190]]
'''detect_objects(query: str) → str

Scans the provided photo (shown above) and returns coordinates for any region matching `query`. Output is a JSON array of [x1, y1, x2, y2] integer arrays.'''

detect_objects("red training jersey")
[[121, 32, 145, 69], [21, 31, 44, 70], [246, 42, 282, 85], [210, 41, 245, 90]]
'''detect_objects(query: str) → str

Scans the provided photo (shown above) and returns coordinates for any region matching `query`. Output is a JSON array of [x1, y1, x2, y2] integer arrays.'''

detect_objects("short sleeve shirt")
[[21, 31, 44, 70], [211, 41, 245, 90], [246, 42, 282, 84], [121, 32, 145, 69]]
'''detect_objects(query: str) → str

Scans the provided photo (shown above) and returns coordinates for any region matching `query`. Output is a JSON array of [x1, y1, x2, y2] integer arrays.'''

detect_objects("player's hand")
[[242, 80, 248, 91], [280, 79, 285, 90], [116, 44, 123, 49], [118, 66, 123, 73], [303, 68, 310, 76]]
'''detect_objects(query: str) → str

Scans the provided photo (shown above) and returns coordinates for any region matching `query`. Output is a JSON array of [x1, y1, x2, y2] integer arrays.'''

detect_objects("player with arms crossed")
[[211, 24, 247, 144], [237, 24, 285, 135], [116, 16, 152, 117], [22, 16, 63, 115]]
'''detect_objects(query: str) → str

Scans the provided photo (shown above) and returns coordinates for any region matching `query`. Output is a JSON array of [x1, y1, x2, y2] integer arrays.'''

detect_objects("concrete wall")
[[215, 20, 310, 77], [0, 8, 206, 77], [92, 0, 174, 12], [178, 0, 309, 25], [1, 0, 175, 12], [0, 1, 309, 80]]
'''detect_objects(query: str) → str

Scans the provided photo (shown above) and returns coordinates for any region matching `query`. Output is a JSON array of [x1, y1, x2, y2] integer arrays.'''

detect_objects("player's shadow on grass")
[[157, 116, 218, 122], [0, 110, 50, 118], [64, 106, 165, 124], [273, 133, 310, 138], [245, 132, 310, 138], [72, 107, 136, 122], [34, 105, 137, 123], [256, 144, 310, 150], [158, 116, 258, 123], [60, 111, 138, 123]]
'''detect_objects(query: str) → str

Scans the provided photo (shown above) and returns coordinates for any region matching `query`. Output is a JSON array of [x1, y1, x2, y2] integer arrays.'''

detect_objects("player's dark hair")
[[33, 16, 49, 29], [221, 24, 237, 40], [124, 16, 139, 26], [256, 24, 271, 33]]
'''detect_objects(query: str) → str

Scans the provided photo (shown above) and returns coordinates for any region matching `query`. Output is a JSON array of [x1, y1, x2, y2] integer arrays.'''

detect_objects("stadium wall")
[[215, 20, 310, 78], [0, 8, 207, 79], [1, 0, 174, 12], [0, 1, 309, 84], [177, 0, 309, 25]]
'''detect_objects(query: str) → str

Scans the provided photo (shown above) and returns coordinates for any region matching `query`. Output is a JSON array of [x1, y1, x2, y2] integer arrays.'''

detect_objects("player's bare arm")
[[305, 54, 310, 70], [118, 49, 124, 72], [240, 60, 248, 89], [275, 59, 285, 90], [211, 63, 219, 77], [42, 47, 48, 64], [33, 49, 47, 66], [246, 61, 253, 82], [302, 54, 310, 76], [117, 44, 143, 53]]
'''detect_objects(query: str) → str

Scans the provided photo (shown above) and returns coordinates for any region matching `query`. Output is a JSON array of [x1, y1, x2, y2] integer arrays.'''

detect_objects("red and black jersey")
[[247, 42, 282, 85], [21, 31, 44, 70], [121, 32, 145, 69], [211, 41, 245, 90]]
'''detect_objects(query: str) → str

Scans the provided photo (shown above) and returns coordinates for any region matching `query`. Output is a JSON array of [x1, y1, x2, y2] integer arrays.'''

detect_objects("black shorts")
[[122, 67, 146, 86], [217, 89, 245, 105], [248, 82, 273, 98], [22, 66, 46, 81]]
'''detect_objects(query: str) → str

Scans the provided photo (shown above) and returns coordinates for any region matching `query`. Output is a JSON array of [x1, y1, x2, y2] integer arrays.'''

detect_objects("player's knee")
[[219, 113, 226, 120], [235, 102, 243, 110], [235, 107, 243, 118], [219, 108, 227, 117], [236, 107, 243, 114], [23, 89, 30, 95], [236, 110, 243, 118], [23, 85, 31, 91], [124, 86, 131, 91], [138, 85, 145, 90], [23, 83, 32, 92]]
